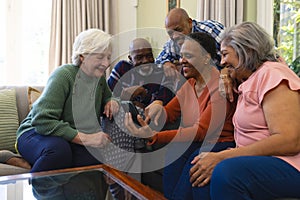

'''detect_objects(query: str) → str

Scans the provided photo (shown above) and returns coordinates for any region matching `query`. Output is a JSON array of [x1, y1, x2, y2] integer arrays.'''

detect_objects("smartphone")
[[120, 101, 140, 125]]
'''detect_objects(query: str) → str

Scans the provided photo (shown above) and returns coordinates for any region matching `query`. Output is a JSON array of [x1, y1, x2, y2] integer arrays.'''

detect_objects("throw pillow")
[[27, 86, 42, 110], [0, 89, 19, 152]]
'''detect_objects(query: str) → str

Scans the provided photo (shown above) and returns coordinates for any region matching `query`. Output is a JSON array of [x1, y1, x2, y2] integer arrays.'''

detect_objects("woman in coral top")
[[188, 22, 300, 200], [125, 32, 236, 199]]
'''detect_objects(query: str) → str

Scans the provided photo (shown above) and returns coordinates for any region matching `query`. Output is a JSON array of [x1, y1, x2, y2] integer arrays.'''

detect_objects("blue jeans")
[[17, 129, 103, 172], [211, 156, 300, 200], [164, 141, 235, 200]]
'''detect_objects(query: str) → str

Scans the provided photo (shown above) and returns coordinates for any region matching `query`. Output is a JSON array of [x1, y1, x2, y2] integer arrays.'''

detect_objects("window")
[[274, 0, 300, 75], [0, 0, 52, 86], [0, 1, 6, 84]]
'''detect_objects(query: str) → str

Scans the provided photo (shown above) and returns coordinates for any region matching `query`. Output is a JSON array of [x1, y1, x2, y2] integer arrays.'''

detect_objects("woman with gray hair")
[[189, 22, 300, 199], [15, 28, 119, 199], [16, 28, 119, 172]]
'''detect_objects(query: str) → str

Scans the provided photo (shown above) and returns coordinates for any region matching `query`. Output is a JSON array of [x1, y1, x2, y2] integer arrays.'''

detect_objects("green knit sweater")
[[16, 64, 113, 142]]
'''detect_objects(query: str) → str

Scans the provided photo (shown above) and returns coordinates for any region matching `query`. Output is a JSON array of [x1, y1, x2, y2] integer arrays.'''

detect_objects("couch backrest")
[[0, 86, 44, 123]]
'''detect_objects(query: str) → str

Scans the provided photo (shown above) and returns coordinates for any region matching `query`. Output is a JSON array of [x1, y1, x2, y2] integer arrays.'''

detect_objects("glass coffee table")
[[0, 164, 166, 200]]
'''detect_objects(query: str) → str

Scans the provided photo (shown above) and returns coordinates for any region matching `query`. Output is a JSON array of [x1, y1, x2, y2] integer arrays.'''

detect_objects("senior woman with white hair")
[[15, 28, 120, 199], [16, 28, 119, 173]]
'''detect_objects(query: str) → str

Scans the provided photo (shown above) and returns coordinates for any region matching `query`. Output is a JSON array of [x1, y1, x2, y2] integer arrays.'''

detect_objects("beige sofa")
[[0, 86, 44, 176]]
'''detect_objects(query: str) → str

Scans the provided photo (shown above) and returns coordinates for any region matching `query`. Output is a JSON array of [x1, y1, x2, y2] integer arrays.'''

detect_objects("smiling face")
[[128, 38, 155, 76], [180, 39, 208, 79], [129, 48, 154, 67], [80, 47, 112, 78], [165, 10, 192, 47], [220, 43, 249, 82], [129, 48, 155, 76]]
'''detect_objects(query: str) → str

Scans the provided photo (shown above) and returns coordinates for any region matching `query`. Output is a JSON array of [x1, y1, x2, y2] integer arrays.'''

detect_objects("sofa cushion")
[[0, 89, 19, 153], [0, 86, 45, 123], [28, 86, 42, 110]]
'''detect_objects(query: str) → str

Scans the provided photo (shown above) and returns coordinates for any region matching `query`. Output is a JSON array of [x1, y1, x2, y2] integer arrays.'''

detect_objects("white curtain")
[[257, 0, 273, 35], [49, 0, 111, 74], [196, 0, 243, 28]]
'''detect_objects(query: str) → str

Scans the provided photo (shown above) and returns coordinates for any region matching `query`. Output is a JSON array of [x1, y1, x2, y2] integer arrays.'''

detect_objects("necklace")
[[195, 82, 206, 97]]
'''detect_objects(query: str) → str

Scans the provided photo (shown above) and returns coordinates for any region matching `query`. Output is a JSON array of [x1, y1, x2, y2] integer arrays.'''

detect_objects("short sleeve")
[[257, 63, 300, 105]]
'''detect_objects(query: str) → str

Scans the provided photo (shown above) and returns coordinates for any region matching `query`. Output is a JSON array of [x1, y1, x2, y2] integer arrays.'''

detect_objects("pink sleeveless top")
[[233, 61, 300, 171]]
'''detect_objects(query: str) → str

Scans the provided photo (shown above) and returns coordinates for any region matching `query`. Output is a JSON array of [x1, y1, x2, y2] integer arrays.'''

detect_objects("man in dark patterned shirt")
[[156, 8, 224, 84], [107, 38, 177, 196], [108, 38, 176, 108]]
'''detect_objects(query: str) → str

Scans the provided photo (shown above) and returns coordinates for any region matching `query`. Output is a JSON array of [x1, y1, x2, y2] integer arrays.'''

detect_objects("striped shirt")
[[155, 19, 224, 67]]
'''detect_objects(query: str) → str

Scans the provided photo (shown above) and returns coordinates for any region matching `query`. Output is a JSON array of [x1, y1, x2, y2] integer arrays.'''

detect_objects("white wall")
[[135, 0, 198, 29], [114, 0, 262, 33], [110, 0, 138, 69], [113, 0, 198, 58], [119, 0, 137, 32], [111, 0, 270, 63]]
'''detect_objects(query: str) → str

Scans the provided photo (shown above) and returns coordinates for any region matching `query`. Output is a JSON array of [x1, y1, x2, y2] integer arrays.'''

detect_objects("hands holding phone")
[[124, 112, 154, 138], [124, 100, 165, 140]]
